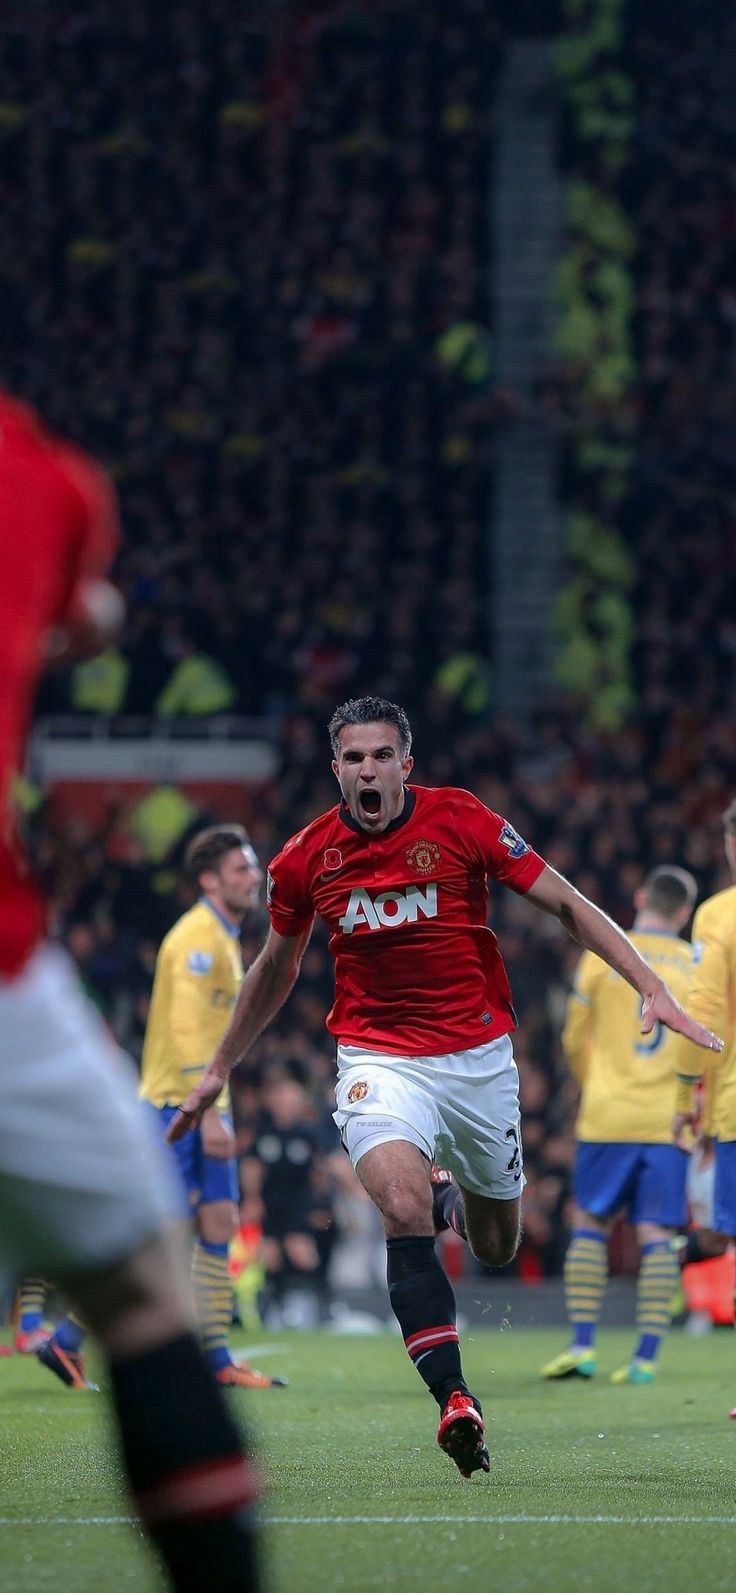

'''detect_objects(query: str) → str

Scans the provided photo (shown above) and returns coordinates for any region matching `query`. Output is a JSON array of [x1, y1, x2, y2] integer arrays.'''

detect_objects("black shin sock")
[[108, 1333, 259, 1592], [683, 1231, 725, 1266], [386, 1235, 470, 1409]]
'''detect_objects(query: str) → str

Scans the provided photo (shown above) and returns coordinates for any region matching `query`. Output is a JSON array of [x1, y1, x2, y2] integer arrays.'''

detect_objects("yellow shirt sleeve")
[[561, 952, 600, 1083], [672, 905, 727, 1087], [671, 899, 731, 1132]]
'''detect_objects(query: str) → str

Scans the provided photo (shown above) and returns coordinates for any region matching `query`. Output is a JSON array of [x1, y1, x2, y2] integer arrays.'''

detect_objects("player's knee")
[[198, 1201, 238, 1248], [283, 1234, 319, 1271], [470, 1221, 520, 1269], [74, 1230, 194, 1358], [261, 1237, 282, 1273], [378, 1186, 433, 1236]]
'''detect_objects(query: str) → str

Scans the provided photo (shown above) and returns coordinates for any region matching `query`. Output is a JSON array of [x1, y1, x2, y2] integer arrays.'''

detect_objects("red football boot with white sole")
[[437, 1390, 490, 1478]]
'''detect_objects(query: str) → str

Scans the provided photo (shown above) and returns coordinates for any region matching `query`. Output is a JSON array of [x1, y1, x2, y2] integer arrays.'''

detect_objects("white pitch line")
[[266, 1516, 736, 1527], [234, 1344, 287, 1360], [2, 1515, 736, 1528]]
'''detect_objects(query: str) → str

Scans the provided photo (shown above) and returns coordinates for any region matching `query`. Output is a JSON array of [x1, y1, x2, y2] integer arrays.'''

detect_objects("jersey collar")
[[338, 785, 416, 837], [200, 896, 242, 938]]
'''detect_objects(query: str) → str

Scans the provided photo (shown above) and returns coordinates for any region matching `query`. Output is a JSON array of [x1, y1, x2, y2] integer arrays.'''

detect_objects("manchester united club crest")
[[405, 840, 441, 875], [322, 848, 343, 872], [347, 1080, 369, 1104]]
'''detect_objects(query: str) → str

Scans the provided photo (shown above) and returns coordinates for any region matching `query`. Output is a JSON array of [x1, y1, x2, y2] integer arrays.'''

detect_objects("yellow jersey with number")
[[139, 899, 242, 1109], [562, 930, 697, 1143], [673, 886, 736, 1141]]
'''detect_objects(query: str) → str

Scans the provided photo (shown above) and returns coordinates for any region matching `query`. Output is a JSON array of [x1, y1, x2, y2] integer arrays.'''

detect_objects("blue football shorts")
[[574, 1140, 688, 1227], [144, 1102, 239, 1211], [713, 1140, 736, 1237]]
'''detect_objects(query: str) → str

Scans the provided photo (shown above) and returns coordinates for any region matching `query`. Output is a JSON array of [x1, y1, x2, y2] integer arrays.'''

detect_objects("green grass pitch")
[[1, 1325, 735, 1592]]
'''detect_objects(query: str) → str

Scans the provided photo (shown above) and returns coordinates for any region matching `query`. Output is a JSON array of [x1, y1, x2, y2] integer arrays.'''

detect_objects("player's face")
[[332, 721, 413, 834], [214, 845, 263, 917]]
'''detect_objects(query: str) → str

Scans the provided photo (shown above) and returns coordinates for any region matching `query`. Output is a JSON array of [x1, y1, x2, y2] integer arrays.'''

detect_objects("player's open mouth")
[[359, 789, 382, 816]]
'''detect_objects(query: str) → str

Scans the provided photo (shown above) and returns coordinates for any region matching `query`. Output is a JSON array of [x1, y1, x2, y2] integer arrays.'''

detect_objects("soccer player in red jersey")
[[0, 391, 259, 1590], [169, 695, 722, 1478]]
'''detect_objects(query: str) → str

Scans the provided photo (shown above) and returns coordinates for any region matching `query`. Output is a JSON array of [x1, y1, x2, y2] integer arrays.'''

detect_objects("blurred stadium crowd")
[[2, 1, 734, 1285]]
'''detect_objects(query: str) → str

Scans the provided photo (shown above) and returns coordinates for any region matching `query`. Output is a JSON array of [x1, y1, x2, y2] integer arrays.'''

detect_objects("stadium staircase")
[[490, 39, 562, 722]]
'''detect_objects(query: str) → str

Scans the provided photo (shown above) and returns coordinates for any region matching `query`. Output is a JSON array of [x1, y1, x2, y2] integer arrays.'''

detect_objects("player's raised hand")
[[641, 987, 723, 1052], [166, 1064, 229, 1143]]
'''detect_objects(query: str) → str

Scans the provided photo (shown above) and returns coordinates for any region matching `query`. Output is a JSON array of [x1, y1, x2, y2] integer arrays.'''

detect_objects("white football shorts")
[[333, 1034, 524, 1200], [0, 944, 182, 1287]]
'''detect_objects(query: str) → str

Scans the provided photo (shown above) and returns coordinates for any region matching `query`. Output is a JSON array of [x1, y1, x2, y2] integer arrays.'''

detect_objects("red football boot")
[[215, 1360, 288, 1390], [437, 1390, 490, 1478]]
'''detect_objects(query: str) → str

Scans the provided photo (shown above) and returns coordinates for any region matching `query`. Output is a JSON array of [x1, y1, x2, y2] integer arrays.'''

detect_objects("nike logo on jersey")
[[338, 883, 438, 934]]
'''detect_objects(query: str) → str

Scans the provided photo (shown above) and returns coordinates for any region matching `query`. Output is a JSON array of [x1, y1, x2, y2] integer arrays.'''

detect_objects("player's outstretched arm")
[[166, 925, 311, 1142], [525, 865, 724, 1054]]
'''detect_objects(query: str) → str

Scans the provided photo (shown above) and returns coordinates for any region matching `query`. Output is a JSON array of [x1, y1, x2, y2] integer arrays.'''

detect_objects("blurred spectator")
[[128, 784, 199, 862], [70, 646, 130, 714], [240, 1063, 338, 1328], [155, 630, 238, 717], [1, 1, 501, 729]]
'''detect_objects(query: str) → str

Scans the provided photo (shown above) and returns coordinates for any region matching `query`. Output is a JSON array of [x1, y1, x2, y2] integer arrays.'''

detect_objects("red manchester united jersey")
[[266, 784, 546, 1055], [0, 393, 119, 978]]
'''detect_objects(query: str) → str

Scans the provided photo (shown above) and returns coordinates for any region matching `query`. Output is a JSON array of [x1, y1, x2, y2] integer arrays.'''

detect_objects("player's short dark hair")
[[722, 798, 736, 837], [641, 865, 697, 919], [328, 696, 412, 758], [185, 823, 251, 884]]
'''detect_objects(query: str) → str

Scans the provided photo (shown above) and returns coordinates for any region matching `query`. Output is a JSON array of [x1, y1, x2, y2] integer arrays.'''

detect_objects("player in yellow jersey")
[[140, 823, 286, 1389], [542, 866, 698, 1385], [41, 824, 286, 1393], [671, 800, 736, 1412]]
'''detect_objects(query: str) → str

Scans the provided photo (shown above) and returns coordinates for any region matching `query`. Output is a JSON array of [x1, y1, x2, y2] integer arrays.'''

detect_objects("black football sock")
[[682, 1231, 726, 1266], [258, 1261, 288, 1325], [386, 1235, 473, 1410], [431, 1181, 467, 1241], [683, 1232, 707, 1266], [108, 1333, 259, 1592]]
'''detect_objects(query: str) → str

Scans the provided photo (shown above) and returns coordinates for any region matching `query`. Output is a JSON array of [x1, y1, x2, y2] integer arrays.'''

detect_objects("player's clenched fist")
[[165, 1064, 229, 1142]]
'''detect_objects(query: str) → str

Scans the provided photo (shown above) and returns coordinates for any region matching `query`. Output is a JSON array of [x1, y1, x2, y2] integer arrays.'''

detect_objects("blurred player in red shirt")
[[0, 392, 259, 1591], [170, 694, 722, 1478]]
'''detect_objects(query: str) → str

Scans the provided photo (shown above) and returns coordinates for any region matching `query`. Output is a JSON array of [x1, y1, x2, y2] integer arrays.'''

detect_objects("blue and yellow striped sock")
[[19, 1279, 46, 1333], [191, 1239, 234, 1374], [634, 1240, 679, 1364], [565, 1229, 608, 1350]]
